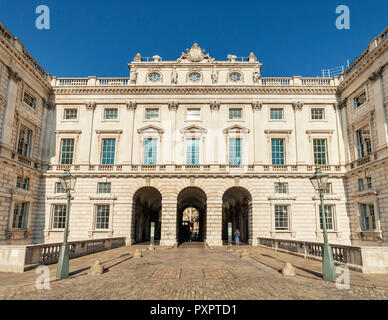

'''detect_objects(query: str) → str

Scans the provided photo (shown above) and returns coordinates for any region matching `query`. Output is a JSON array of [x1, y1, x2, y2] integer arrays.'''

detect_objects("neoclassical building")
[[0, 21, 387, 248]]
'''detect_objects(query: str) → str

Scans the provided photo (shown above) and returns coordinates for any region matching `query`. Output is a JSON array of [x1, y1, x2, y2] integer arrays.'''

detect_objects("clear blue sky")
[[0, 0, 387, 77]]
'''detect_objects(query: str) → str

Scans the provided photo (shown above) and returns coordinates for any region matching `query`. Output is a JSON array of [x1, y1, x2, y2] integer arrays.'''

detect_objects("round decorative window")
[[188, 72, 201, 82], [148, 72, 161, 82], [229, 72, 242, 82]]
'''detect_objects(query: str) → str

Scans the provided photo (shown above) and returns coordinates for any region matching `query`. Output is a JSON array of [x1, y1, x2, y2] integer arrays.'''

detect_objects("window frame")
[[97, 182, 112, 194], [274, 204, 290, 231], [144, 107, 160, 121], [100, 138, 116, 165], [271, 138, 286, 165], [228, 137, 242, 165], [51, 204, 67, 230], [63, 107, 79, 121], [94, 204, 110, 230], [319, 204, 335, 231], [313, 139, 328, 165], [22, 90, 36, 110], [59, 138, 75, 165], [186, 108, 201, 122], [274, 182, 288, 194], [143, 137, 158, 165], [228, 107, 243, 121], [354, 91, 367, 109], [269, 108, 284, 121], [359, 203, 377, 231], [103, 107, 119, 121], [17, 124, 33, 158], [310, 107, 326, 121], [12, 202, 29, 230]]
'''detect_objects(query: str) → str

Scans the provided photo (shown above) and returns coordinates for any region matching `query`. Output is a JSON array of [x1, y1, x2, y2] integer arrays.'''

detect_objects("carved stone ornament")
[[168, 101, 179, 111], [211, 66, 218, 84], [171, 67, 178, 84], [130, 68, 138, 83], [292, 101, 304, 110], [86, 101, 96, 110], [178, 43, 213, 63], [210, 101, 220, 111], [7, 67, 22, 82], [251, 101, 262, 111], [134, 53, 142, 62], [126, 101, 137, 111]]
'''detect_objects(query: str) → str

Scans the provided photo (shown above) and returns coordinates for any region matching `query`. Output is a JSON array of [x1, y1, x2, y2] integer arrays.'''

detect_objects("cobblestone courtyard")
[[1, 244, 388, 300]]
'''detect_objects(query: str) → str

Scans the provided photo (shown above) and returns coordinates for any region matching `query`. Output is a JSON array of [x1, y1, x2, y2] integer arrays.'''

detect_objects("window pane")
[[60, 139, 74, 164], [186, 138, 200, 165], [98, 182, 111, 193], [55, 182, 66, 193], [275, 183, 288, 194], [271, 139, 285, 165], [313, 139, 327, 165], [17, 125, 32, 157], [356, 127, 371, 158], [64, 108, 78, 120], [12, 202, 28, 229], [229, 138, 242, 165], [360, 203, 376, 231], [145, 108, 159, 120], [311, 108, 324, 120], [229, 108, 242, 120], [52, 204, 67, 229], [104, 108, 118, 120], [144, 138, 157, 164], [187, 108, 200, 121], [101, 139, 116, 164], [270, 108, 283, 120], [96, 205, 110, 229], [23, 92, 36, 109], [275, 205, 289, 230], [354, 91, 366, 108], [320, 205, 334, 230]]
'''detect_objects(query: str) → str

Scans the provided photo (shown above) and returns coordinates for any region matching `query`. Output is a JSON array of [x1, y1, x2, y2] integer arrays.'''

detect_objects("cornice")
[[52, 86, 337, 96]]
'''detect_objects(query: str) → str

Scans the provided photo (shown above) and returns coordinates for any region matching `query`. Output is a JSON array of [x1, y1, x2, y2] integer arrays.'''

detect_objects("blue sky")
[[0, 0, 387, 78]]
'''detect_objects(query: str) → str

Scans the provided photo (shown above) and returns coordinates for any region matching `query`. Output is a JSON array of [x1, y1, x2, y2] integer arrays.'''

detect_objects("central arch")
[[222, 187, 252, 244], [177, 187, 207, 244], [132, 187, 162, 244]]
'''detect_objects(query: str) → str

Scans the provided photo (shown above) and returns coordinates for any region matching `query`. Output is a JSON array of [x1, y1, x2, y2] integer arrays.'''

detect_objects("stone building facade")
[[0, 21, 387, 248]]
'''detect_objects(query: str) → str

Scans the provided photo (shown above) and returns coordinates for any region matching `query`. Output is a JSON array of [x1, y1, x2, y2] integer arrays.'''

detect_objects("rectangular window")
[[187, 108, 201, 121], [104, 108, 118, 120], [271, 139, 285, 165], [229, 108, 242, 120], [145, 108, 159, 120], [229, 138, 242, 165], [319, 205, 334, 230], [270, 108, 284, 120], [95, 205, 110, 230], [358, 178, 365, 191], [60, 139, 74, 165], [98, 182, 111, 194], [359, 203, 376, 231], [101, 139, 116, 165], [17, 125, 32, 157], [63, 108, 78, 120], [275, 205, 289, 230], [274, 182, 288, 194], [367, 177, 372, 189], [52, 204, 67, 229], [55, 182, 66, 193], [12, 202, 28, 229], [311, 108, 325, 120], [354, 91, 366, 108], [313, 139, 327, 165], [144, 138, 157, 165], [16, 176, 29, 190], [323, 182, 332, 194], [23, 92, 36, 109], [186, 138, 200, 165], [356, 127, 372, 158]]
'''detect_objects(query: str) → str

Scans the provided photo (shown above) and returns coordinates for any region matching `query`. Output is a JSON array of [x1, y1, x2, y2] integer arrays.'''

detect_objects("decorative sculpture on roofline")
[[178, 43, 214, 63]]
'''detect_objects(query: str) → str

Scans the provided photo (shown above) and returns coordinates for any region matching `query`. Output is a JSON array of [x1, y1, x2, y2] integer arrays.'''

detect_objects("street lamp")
[[309, 165, 336, 281], [56, 168, 77, 280]]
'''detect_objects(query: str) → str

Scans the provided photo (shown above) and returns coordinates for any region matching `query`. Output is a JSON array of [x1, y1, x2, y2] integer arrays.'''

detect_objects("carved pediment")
[[178, 43, 214, 63], [137, 125, 164, 134], [222, 125, 250, 134]]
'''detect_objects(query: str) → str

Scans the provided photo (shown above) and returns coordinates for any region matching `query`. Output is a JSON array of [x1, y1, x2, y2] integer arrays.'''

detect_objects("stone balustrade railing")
[[0, 237, 126, 272], [46, 163, 345, 174], [258, 237, 363, 270]]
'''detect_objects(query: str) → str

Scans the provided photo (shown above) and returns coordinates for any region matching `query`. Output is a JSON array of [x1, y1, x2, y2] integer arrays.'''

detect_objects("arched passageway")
[[132, 187, 162, 244], [222, 187, 252, 244], [177, 187, 207, 244]]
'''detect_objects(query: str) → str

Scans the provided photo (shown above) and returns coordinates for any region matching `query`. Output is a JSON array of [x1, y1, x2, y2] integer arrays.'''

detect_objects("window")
[[358, 178, 365, 191], [274, 182, 288, 194], [354, 91, 367, 108], [186, 138, 200, 165], [229, 138, 242, 165], [52, 204, 67, 229], [229, 72, 242, 82], [55, 182, 66, 193], [12, 202, 28, 229], [367, 177, 372, 189], [275, 205, 289, 230], [229, 108, 242, 120], [17, 125, 32, 157], [98, 182, 111, 194], [60, 139, 74, 165], [145, 108, 159, 120], [23, 91, 36, 109], [323, 182, 332, 194], [144, 138, 157, 164], [101, 139, 116, 165], [187, 108, 200, 121], [271, 139, 285, 165], [311, 108, 325, 120], [358, 177, 372, 191], [313, 139, 327, 165], [148, 73, 161, 82], [16, 176, 29, 190], [356, 127, 372, 158], [319, 205, 334, 230], [188, 72, 201, 82], [95, 205, 110, 230], [63, 108, 78, 120], [359, 203, 376, 231], [104, 108, 118, 120], [270, 108, 284, 120]]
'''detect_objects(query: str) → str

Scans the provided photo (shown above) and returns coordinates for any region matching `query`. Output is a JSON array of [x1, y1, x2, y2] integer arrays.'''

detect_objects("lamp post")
[[56, 168, 76, 280], [309, 165, 336, 281]]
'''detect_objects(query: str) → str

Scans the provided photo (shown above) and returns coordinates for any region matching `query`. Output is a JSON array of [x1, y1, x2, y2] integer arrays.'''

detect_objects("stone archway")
[[177, 187, 207, 244], [132, 187, 162, 244], [222, 187, 252, 244]]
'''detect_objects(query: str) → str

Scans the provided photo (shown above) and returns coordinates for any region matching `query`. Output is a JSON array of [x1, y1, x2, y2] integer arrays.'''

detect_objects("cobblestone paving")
[[2, 246, 388, 300]]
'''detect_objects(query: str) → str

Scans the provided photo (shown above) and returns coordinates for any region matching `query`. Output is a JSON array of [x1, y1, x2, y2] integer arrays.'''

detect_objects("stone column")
[[206, 199, 223, 246], [160, 199, 177, 246]]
